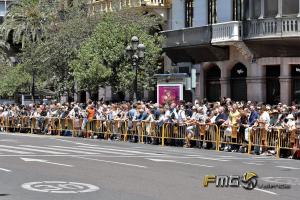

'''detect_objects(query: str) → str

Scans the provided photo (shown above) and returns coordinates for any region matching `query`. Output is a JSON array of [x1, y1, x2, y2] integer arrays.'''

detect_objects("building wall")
[[216, 0, 233, 22], [171, 0, 185, 29], [193, 0, 208, 26]]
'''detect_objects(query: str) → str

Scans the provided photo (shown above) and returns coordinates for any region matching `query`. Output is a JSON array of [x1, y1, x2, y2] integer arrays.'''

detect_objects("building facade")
[[162, 0, 300, 105], [0, 0, 14, 23]]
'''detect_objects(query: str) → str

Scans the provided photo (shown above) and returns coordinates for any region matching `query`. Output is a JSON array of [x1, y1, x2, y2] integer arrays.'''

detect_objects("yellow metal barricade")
[[20, 116, 31, 133], [0, 116, 4, 131], [218, 125, 243, 150], [161, 122, 186, 146], [193, 123, 218, 150], [278, 128, 300, 158], [141, 121, 161, 144], [126, 120, 142, 142], [48, 117, 60, 135], [250, 126, 265, 147]]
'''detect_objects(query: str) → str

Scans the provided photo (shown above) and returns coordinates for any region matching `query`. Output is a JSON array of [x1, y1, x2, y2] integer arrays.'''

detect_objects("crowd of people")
[[0, 98, 300, 158]]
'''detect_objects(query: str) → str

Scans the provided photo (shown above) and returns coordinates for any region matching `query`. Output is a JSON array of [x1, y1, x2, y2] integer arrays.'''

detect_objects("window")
[[208, 0, 217, 24], [252, 0, 261, 19], [265, 0, 278, 18], [243, 0, 249, 19], [282, 0, 299, 16], [233, 0, 243, 21], [185, 0, 193, 27]]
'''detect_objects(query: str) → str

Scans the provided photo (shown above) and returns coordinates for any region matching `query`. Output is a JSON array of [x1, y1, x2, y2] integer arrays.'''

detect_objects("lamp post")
[[125, 36, 145, 102], [31, 70, 36, 103]]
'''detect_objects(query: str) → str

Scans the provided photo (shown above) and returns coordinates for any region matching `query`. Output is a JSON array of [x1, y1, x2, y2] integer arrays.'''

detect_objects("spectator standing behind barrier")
[[253, 105, 270, 155], [249, 105, 259, 127], [215, 107, 228, 127], [227, 104, 241, 152]]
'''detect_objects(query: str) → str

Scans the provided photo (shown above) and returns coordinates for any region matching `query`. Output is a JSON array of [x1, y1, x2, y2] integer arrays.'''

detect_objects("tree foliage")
[[0, 1, 164, 100], [71, 9, 164, 96], [19, 1, 99, 97]]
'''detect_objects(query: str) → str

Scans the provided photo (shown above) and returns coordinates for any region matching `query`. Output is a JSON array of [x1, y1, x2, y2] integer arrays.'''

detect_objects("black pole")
[[32, 70, 35, 103], [135, 63, 138, 102]]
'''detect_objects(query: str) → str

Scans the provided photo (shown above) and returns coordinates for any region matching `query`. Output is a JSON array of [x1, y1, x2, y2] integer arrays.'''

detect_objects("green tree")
[[0, 0, 50, 48], [71, 9, 164, 97], [0, 64, 31, 97], [17, 0, 100, 98]]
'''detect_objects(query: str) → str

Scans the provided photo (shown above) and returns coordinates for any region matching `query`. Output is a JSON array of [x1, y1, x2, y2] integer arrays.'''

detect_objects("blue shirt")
[[249, 111, 259, 126]]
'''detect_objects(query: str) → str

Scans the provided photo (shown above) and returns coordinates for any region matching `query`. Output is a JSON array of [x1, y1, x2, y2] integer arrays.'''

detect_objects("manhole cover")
[[22, 181, 99, 193]]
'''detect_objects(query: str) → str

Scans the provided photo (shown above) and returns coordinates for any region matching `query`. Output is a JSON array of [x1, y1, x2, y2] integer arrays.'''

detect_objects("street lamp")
[[125, 36, 145, 102]]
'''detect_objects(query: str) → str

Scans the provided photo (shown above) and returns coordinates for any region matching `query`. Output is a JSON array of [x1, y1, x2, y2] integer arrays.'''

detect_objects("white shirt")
[[260, 111, 270, 124]]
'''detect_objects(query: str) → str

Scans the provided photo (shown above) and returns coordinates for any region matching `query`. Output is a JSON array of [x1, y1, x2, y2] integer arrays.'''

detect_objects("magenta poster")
[[157, 84, 183, 105]]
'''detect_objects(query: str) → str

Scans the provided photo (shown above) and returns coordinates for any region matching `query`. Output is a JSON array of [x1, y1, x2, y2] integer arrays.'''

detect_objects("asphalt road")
[[0, 132, 299, 200]]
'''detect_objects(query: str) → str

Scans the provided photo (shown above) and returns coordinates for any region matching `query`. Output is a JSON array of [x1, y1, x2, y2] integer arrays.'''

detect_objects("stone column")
[[219, 62, 231, 99], [220, 78, 230, 99], [246, 62, 266, 103], [246, 77, 266, 103], [194, 64, 202, 100], [259, 0, 265, 19], [279, 61, 292, 104], [279, 77, 292, 104], [86, 91, 91, 102], [298, 0, 300, 17], [248, 0, 253, 19], [98, 86, 105, 101], [276, 0, 282, 18], [105, 86, 112, 101]]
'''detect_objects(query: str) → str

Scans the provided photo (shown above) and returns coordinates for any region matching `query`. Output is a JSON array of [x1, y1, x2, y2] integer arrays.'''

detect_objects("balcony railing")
[[244, 17, 300, 39], [162, 26, 211, 48], [211, 21, 242, 44], [141, 0, 171, 7]]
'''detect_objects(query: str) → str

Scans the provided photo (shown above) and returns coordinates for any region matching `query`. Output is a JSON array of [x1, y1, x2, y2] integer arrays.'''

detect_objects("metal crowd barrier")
[[0, 116, 299, 159], [218, 125, 243, 151]]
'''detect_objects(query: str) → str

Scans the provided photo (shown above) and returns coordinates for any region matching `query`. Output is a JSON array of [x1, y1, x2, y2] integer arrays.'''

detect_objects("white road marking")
[[147, 158, 214, 168], [52, 138, 75, 143], [20, 157, 73, 167], [275, 166, 300, 170], [254, 188, 278, 195], [0, 167, 11, 172], [76, 145, 162, 156], [0, 147, 34, 154], [147, 158, 176, 162], [22, 181, 99, 193], [50, 145, 133, 156], [21, 145, 99, 155], [0, 154, 170, 157], [243, 162, 264, 166], [0, 145, 67, 155], [76, 156, 147, 168], [187, 156, 229, 162], [75, 143, 98, 146]]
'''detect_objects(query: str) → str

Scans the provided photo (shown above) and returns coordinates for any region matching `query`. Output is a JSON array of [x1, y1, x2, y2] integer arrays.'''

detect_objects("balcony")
[[244, 17, 300, 39], [89, 0, 171, 10], [162, 26, 211, 48], [141, 0, 171, 7], [162, 26, 228, 63], [211, 21, 242, 44]]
